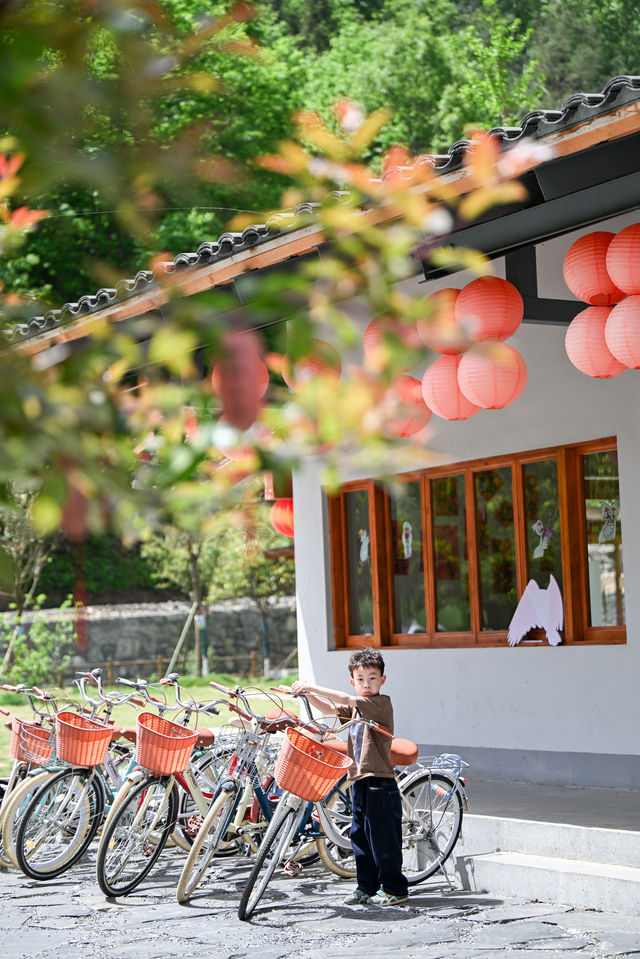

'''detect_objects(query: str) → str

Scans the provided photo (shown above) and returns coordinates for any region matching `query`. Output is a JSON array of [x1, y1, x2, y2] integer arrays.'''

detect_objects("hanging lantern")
[[213, 329, 264, 431], [270, 498, 294, 538], [605, 295, 640, 368], [455, 276, 524, 342], [211, 355, 269, 399], [605, 223, 640, 295], [457, 342, 528, 409], [363, 314, 423, 371], [417, 288, 472, 355], [563, 232, 624, 306], [565, 306, 626, 378], [282, 338, 341, 389], [385, 374, 432, 438], [421, 355, 481, 421]]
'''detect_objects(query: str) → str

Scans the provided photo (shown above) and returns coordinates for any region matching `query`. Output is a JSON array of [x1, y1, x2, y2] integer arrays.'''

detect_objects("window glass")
[[345, 489, 374, 635], [523, 459, 563, 591], [583, 450, 625, 626], [475, 467, 517, 630], [431, 475, 470, 631], [389, 481, 426, 633]]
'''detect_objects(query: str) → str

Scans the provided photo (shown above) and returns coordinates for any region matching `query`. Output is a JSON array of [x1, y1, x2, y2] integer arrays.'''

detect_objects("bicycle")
[[95, 675, 223, 898], [237, 687, 469, 919], [315, 749, 468, 886], [13, 672, 142, 880], [0, 683, 65, 869], [176, 681, 307, 904]]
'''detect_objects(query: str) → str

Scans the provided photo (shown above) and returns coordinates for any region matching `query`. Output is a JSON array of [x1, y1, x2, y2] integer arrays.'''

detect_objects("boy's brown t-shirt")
[[336, 694, 395, 782]]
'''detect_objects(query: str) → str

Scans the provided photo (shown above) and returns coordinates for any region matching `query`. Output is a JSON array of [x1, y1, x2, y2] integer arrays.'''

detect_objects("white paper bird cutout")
[[507, 575, 564, 646]]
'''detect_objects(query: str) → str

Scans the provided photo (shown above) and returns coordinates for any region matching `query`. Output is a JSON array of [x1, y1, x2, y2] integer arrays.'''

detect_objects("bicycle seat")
[[194, 727, 215, 748], [261, 707, 299, 733], [119, 726, 138, 743], [325, 736, 418, 766]]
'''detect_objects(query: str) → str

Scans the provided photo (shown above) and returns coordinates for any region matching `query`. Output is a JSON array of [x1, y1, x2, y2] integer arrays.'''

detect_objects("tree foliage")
[[0, 0, 631, 579]]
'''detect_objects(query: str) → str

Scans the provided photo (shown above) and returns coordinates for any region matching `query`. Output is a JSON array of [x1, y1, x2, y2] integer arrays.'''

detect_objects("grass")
[[0, 672, 299, 777]]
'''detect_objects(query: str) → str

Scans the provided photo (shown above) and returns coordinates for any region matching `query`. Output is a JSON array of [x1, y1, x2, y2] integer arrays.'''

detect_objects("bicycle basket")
[[55, 710, 113, 767], [10, 718, 54, 765], [274, 727, 352, 802], [136, 712, 198, 776]]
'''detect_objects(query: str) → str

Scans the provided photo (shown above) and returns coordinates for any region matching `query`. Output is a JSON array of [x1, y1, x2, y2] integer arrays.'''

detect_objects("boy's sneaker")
[[369, 891, 409, 907], [343, 888, 372, 905]]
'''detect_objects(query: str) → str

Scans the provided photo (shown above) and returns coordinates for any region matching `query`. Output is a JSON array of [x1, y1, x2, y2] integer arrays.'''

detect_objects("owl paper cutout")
[[507, 575, 564, 646], [358, 529, 370, 565], [599, 500, 619, 543]]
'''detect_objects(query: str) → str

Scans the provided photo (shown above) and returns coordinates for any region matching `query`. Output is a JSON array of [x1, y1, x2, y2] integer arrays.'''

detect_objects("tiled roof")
[[408, 74, 640, 177], [5, 74, 640, 349]]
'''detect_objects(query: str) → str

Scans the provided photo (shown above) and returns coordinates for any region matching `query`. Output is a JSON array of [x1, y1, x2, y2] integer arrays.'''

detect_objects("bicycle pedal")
[[282, 860, 303, 877]]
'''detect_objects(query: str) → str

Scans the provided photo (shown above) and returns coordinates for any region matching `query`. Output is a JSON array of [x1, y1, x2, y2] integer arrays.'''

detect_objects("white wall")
[[292, 212, 640, 786]]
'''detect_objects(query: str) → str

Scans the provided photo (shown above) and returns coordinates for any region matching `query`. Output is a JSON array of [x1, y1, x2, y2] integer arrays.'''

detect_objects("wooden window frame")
[[327, 437, 626, 650]]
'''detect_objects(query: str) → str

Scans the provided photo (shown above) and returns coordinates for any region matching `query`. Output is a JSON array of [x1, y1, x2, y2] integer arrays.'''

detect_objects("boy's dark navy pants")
[[350, 776, 408, 897]]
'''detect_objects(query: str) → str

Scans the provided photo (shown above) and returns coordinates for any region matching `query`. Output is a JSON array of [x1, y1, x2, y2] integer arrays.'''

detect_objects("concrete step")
[[458, 813, 640, 868], [456, 849, 640, 916], [454, 814, 640, 915]]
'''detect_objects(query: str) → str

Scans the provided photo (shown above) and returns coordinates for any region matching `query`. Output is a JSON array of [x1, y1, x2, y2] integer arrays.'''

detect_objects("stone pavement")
[[2, 846, 640, 959]]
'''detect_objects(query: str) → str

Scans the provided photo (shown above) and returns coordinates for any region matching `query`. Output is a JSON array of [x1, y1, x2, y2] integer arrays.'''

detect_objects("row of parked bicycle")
[[0, 668, 469, 919]]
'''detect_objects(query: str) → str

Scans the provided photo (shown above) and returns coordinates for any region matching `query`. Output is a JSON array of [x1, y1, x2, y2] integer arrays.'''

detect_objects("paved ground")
[[2, 845, 640, 959]]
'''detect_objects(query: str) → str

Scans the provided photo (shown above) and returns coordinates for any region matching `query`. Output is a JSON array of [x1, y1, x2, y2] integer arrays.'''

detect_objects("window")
[[327, 438, 625, 649]]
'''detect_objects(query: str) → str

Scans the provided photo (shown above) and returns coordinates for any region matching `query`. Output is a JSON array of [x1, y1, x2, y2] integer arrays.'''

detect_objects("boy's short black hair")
[[348, 647, 385, 676]]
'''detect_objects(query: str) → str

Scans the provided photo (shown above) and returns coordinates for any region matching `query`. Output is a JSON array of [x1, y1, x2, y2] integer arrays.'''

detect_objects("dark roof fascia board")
[[419, 168, 640, 281]]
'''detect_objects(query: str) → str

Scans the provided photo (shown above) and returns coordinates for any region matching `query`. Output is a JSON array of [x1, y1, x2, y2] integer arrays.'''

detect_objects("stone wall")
[[11, 598, 298, 681]]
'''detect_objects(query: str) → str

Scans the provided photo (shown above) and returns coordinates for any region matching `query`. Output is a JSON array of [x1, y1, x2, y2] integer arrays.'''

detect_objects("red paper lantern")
[[270, 498, 294, 538], [565, 307, 626, 378], [605, 223, 640, 295], [282, 339, 341, 389], [455, 276, 523, 342], [417, 288, 472, 355], [211, 355, 269, 399], [421, 355, 481, 421], [213, 330, 264, 431], [363, 314, 423, 370], [457, 342, 527, 409], [563, 232, 624, 306], [385, 374, 432, 437], [605, 295, 640, 368]]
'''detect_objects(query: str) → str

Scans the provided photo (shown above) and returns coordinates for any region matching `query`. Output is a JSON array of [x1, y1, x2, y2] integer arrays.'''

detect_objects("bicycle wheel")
[[0, 768, 29, 869], [176, 786, 238, 903], [16, 767, 105, 880], [400, 770, 463, 884], [173, 753, 223, 851], [316, 780, 356, 878], [1, 770, 52, 868], [96, 776, 177, 897], [237, 800, 303, 921]]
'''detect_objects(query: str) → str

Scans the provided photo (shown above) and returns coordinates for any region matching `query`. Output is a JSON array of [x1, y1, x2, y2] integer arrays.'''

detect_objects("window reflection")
[[523, 459, 563, 590], [583, 451, 625, 626], [345, 489, 374, 634], [432, 475, 470, 631], [475, 468, 517, 630], [389, 481, 426, 633]]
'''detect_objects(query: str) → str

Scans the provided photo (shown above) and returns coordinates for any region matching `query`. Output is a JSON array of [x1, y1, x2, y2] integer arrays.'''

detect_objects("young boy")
[[292, 648, 409, 906]]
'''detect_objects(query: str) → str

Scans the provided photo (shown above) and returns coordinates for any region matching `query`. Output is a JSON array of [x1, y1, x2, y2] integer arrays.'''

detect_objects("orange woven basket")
[[135, 712, 198, 776], [274, 727, 352, 802], [55, 711, 113, 767], [10, 718, 53, 765]]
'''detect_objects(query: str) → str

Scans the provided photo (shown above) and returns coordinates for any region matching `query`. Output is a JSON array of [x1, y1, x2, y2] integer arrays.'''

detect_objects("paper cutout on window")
[[599, 499, 619, 543], [358, 529, 370, 565], [402, 521, 412, 559], [531, 519, 552, 558], [507, 574, 563, 646]]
